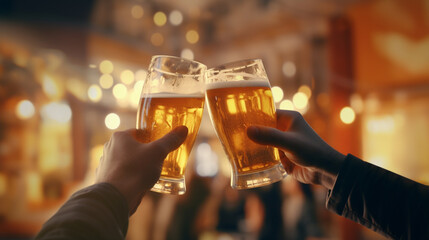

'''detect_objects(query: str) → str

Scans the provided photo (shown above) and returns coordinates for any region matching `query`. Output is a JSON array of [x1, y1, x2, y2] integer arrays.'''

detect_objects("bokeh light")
[[131, 5, 144, 19], [113, 83, 128, 99], [88, 84, 102, 102], [350, 94, 364, 114], [186, 30, 199, 44], [105, 113, 120, 130], [135, 69, 148, 81], [41, 102, 72, 123], [340, 106, 356, 124], [169, 10, 183, 26], [279, 99, 294, 110], [99, 74, 114, 89], [298, 85, 312, 98], [271, 86, 284, 103], [99, 60, 114, 74], [154, 11, 167, 26], [16, 100, 35, 119], [293, 92, 308, 109], [181, 48, 194, 60], [282, 61, 296, 77], [120, 69, 134, 85], [151, 32, 164, 46]]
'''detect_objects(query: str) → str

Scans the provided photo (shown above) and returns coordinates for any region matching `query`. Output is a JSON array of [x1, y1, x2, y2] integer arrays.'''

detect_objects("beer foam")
[[206, 79, 270, 90], [142, 92, 204, 98]]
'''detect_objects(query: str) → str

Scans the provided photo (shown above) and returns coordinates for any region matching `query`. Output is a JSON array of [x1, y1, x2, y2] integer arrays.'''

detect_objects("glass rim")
[[207, 58, 263, 74], [150, 55, 207, 73]]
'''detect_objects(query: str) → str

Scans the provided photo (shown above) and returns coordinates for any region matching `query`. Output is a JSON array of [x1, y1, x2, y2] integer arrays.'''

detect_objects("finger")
[[276, 110, 302, 131], [149, 126, 188, 156], [279, 150, 295, 174], [247, 125, 300, 152]]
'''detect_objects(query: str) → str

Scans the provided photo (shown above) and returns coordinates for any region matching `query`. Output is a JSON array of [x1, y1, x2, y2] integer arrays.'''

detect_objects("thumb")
[[247, 125, 300, 153], [150, 126, 188, 156]]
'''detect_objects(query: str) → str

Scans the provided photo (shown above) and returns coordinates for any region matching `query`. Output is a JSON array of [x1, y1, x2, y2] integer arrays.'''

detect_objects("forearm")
[[326, 154, 429, 239], [35, 183, 129, 240]]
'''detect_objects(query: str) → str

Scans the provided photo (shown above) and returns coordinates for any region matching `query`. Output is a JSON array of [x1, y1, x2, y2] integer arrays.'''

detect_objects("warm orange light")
[[181, 48, 194, 60], [154, 11, 167, 26], [169, 10, 183, 26], [293, 92, 308, 109], [131, 5, 144, 19], [100, 60, 114, 74], [120, 69, 134, 85], [88, 84, 102, 102], [186, 30, 199, 44], [298, 85, 312, 98], [340, 107, 355, 124], [113, 83, 128, 100], [105, 113, 120, 130], [271, 86, 284, 103], [16, 100, 35, 119], [151, 33, 164, 46], [279, 99, 294, 110], [99, 74, 114, 89]]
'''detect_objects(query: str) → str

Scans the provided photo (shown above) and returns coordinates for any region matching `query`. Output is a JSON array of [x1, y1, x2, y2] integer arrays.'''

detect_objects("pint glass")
[[136, 55, 206, 195], [205, 59, 286, 189]]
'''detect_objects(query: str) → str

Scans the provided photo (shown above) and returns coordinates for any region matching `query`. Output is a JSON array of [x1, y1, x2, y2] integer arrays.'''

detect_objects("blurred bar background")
[[0, 0, 428, 239]]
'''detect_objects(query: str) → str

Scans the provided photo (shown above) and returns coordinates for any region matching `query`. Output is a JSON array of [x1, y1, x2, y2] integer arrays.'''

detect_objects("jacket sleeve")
[[326, 154, 429, 239], [35, 183, 129, 240]]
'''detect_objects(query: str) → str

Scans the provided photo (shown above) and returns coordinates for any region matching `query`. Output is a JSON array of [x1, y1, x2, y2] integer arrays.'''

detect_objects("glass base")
[[231, 164, 287, 190], [151, 177, 186, 195]]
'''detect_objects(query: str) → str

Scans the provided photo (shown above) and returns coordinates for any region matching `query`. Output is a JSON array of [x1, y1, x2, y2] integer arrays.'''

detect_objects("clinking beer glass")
[[205, 59, 286, 189], [136, 55, 206, 195]]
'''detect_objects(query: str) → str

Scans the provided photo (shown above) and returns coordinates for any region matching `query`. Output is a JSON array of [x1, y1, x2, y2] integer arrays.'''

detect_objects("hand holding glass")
[[205, 59, 286, 189], [136, 55, 206, 195]]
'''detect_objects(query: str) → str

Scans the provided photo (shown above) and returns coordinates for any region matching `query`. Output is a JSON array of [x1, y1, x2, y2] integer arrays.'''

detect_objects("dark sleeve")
[[35, 183, 129, 240], [326, 154, 429, 239]]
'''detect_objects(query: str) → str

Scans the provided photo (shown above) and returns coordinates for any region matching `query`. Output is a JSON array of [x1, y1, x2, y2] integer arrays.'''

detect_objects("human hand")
[[247, 110, 345, 189], [96, 126, 188, 215]]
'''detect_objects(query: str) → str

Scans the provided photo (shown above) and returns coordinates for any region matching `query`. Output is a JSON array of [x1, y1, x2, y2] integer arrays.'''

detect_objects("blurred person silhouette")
[[247, 110, 429, 240], [35, 126, 188, 240]]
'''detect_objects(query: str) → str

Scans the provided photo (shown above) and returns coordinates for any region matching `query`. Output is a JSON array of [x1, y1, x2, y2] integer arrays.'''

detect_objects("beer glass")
[[205, 59, 286, 189], [136, 55, 206, 195]]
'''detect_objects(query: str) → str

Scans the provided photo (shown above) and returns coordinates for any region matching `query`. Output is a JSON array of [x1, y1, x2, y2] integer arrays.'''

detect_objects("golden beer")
[[206, 80, 281, 175], [137, 93, 204, 179]]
